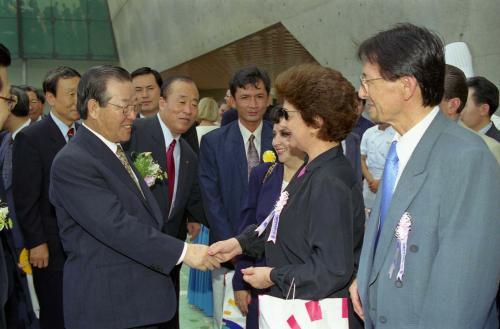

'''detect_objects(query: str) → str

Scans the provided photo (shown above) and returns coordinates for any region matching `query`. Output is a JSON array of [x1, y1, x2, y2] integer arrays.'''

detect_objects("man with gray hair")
[[49, 65, 219, 329]]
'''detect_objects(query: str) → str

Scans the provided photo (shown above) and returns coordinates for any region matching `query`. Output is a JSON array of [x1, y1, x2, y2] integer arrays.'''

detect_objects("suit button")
[[395, 280, 403, 288], [379, 316, 387, 324], [409, 244, 419, 252]]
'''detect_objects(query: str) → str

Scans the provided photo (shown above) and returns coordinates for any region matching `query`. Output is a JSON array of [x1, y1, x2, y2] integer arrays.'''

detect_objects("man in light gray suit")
[[350, 23, 500, 329]]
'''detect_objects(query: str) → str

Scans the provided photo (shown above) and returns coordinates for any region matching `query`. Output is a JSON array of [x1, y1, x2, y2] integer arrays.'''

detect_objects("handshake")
[[183, 238, 243, 271]]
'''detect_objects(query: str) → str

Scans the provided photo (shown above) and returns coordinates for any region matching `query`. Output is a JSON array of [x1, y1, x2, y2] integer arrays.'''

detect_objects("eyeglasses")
[[359, 75, 384, 91], [276, 106, 300, 120], [0, 94, 18, 111], [107, 102, 140, 116]]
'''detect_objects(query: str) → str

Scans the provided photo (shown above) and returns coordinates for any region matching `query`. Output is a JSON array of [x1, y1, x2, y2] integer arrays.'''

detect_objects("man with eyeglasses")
[[20, 85, 44, 123], [350, 24, 499, 329], [12, 66, 81, 329], [48, 65, 219, 329]]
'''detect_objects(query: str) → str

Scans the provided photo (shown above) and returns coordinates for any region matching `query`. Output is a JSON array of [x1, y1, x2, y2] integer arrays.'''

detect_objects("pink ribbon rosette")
[[389, 212, 412, 282], [255, 191, 289, 243]]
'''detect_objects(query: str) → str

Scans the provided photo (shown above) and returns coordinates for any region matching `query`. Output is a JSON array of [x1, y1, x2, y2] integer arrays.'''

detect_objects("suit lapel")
[[79, 126, 161, 226], [171, 139, 191, 220], [260, 122, 274, 163], [47, 115, 67, 151], [229, 123, 248, 187], [370, 112, 449, 283]]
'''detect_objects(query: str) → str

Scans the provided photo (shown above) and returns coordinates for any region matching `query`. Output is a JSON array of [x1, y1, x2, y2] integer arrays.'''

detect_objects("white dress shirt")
[[83, 122, 187, 265], [50, 111, 76, 143], [238, 120, 263, 159], [393, 107, 439, 188]]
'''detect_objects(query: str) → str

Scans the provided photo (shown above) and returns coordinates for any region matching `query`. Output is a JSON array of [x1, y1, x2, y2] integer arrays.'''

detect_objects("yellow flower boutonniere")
[[262, 150, 276, 163], [19, 248, 32, 274]]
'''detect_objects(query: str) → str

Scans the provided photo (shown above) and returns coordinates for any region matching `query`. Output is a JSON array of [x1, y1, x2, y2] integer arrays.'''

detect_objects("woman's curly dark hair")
[[274, 63, 357, 142]]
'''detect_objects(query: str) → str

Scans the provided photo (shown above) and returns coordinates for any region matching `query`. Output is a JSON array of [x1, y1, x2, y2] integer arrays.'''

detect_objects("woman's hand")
[[241, 266, 275, 289]]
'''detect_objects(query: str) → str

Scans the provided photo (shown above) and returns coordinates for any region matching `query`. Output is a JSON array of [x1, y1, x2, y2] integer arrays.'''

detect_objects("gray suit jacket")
[[49, 126, 185, 329], [357, 111, 500, 329]]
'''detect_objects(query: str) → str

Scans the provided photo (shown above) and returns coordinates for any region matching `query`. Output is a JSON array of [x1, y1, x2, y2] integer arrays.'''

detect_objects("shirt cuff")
[[176, 242, 188, 265]]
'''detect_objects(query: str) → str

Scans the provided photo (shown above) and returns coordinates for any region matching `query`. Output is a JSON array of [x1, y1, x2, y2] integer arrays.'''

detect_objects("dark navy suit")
[[234, 162, 283, 329], [198, 120, 273, 244], [0, 130, 39, 329], [49, 126, 185, 329]]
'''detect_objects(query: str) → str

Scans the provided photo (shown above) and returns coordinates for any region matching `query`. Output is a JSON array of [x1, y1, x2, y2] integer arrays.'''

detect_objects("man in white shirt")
[[48, 65, 219, 329], [351, 23, 500, 329]]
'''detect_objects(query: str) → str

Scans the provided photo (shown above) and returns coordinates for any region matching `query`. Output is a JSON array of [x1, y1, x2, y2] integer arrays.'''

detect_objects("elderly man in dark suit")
[[49, 65, 218, 329], [351, 24, 500, 329], [124, 75, 207, 329], [12, 66, 81, 329]]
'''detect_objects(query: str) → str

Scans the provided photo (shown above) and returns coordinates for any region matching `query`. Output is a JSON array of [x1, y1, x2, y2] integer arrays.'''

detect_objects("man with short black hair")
[[12, 66, 81, 329], [351, 24, 499, 329], [199, 66, 273, 329], [131, 67, 163, 118], [461, 76, 500, 142], [49, 65, 218, 329], [20, 85, 44, 123]]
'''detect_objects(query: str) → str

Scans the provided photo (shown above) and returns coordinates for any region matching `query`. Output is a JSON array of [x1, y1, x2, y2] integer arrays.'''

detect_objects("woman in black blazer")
[[209, 64, 365, 321]]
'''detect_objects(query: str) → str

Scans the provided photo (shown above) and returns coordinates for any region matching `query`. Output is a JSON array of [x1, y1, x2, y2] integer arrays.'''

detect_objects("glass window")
[[22, 18, 54, 58]]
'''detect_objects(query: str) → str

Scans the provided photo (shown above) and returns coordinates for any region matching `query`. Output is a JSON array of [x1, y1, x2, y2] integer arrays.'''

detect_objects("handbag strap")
[[285, 277, 296, 300]]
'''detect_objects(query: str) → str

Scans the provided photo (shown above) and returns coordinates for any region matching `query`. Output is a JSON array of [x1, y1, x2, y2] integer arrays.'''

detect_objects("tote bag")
[[258, 280, 349, 329]]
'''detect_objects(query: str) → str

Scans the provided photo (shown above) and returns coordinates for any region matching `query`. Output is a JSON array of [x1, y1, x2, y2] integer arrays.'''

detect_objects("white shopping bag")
[[259, 291, 349, 329], [221, 271, 246, 329]]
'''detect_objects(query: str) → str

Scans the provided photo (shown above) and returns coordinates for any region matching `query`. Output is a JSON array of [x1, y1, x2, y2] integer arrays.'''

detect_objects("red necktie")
[[67, 127, 75, 141], [166, 139, 176, 210]]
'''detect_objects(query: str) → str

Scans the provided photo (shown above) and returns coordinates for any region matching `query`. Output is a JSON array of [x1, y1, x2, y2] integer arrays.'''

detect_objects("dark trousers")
[[32, 267, 64, 329], [159, 263, 182, 329]]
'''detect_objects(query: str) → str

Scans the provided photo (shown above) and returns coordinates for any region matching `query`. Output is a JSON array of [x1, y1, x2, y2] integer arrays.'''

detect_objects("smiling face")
[[159, 80, 199, 136], [46, 76, 81, 125], [91, 79, 137, 143]]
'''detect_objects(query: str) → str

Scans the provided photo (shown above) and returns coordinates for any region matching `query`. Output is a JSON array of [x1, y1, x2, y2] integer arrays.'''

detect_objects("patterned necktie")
[[2, 135, 13, 189], [247, 134, 259, 178], [166, 139, 176, 210], [67, 127, 75, 141], [375, 140, 399, 249], [116, 146, 144, 198]]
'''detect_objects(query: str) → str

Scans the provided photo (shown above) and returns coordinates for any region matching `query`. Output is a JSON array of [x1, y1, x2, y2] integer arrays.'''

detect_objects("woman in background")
[[233, 106, 305, 329], [187, 97, 220, 317], [210, 63, 365, 327], [195, 97, 219, 145]]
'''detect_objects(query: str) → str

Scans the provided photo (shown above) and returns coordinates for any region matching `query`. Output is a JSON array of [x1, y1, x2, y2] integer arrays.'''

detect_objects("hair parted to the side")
[[77, 65, 131, 120], [131, 67, 163, 89], [467, 76, 499, 117], [274, 63, 358, 142], [358, 23, 445, 107], [42, 66, 81, 96], [443, 64, 468, 114]]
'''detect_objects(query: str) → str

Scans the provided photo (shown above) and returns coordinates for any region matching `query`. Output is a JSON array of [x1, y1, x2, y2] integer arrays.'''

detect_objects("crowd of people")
[[0, 22, 499, 329]]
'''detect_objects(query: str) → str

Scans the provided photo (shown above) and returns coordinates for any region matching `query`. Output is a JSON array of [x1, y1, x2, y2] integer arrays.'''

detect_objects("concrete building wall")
[[108, 0, 500, 91]]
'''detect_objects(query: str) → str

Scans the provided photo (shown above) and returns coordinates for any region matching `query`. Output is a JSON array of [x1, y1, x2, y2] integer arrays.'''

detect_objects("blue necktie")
[[375, 140, 399, 249]]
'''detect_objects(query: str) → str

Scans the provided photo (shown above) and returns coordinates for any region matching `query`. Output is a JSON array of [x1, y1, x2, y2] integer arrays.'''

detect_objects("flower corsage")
[[132, 152, 167, 187], [0, 204, 13, 231]]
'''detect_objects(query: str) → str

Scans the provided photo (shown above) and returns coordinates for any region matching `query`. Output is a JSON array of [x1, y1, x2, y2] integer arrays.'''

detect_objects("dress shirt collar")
[[12, 119, 31, 140], [478, 121, 493, 135], [393, 106, 439, 185], [238, 119, 263, 147], [50, 111, 76, 142], [157, 113, 179, 149], [82, 123, 118, 154]]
